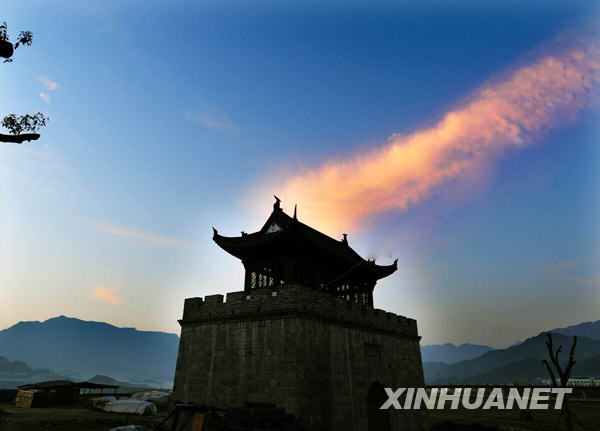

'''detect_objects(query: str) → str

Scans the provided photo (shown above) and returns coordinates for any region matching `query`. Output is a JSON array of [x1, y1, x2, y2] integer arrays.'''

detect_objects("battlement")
[[180, 284, 418, 339]]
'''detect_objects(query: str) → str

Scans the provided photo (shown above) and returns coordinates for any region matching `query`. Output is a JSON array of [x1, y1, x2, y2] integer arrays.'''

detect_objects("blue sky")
[[1, 1, 599, 347]]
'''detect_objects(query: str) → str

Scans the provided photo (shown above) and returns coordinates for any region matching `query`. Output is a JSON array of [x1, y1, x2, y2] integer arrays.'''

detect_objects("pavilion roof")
[[213, 198, 397, 280]]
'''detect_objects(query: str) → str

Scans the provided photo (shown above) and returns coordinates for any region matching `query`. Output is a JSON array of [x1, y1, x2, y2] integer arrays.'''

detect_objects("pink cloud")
[[93, 286, 123, 305], [253, 38, 600, 235]]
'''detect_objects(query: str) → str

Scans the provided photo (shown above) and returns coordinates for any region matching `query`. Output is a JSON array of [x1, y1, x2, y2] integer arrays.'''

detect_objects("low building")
[[567, 376, 600, 387], [16, 380, 119, 407]]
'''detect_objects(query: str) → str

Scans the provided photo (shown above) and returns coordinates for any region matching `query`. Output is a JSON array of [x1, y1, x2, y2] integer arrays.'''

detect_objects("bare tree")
[[542, 333, 584, 431], [0, 21, 48, 144]]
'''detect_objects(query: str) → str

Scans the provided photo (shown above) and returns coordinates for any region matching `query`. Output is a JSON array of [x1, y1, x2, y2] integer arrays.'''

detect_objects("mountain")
[[421, 343, 495, 363], [0, 355, 63, 388], [87, 375, 155, 392], [550, 320, 600, 340], [0, 316, 179, 387], [0, 356, 41, 376], [422, 362, 453, 382], [426, 332, 600, 384], [467, 354, 600, 384]]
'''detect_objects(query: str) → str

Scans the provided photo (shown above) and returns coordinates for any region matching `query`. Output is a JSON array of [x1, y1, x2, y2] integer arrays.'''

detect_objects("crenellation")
[[179, 285, 417, 338], [225, 291, 245, 303], [204, 293, 224, 304]]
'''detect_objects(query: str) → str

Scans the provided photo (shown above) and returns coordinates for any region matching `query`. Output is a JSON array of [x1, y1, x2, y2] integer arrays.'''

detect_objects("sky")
[[1, 0, 599, 348]]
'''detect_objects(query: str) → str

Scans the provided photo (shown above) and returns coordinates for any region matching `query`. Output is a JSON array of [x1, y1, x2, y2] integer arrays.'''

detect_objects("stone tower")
[[173, 198, 427, 431]]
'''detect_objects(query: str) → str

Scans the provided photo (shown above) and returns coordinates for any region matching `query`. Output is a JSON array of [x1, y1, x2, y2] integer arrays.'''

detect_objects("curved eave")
[[212, 229, 284, 260], [364, 260, 398, 280], [213, 223, 398, 281]]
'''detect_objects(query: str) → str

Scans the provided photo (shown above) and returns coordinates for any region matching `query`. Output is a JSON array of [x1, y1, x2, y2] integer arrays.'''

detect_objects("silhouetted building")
[[15, 380, 118, 407], [173, 198, 426, 431]]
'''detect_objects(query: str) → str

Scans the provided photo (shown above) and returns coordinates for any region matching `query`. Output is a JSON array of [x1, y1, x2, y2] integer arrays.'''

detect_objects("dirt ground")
[[0, 404, 173, 431], [0, 400, 598, 431], [429, 400, 600, 431]]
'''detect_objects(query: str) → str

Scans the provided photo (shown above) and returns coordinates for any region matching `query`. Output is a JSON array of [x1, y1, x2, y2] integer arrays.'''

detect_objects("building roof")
[[18, 380, 119, 390], [213, 198, 397, 281]]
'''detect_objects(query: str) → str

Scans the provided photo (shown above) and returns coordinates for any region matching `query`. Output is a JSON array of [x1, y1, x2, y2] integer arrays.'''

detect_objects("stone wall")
[[174, 284, 427, 431]]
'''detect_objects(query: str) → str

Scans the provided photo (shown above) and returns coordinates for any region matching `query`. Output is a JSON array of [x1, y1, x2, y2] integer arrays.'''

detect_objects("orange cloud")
[[260, 38, 600, 234], [93, 286, 123, 305]]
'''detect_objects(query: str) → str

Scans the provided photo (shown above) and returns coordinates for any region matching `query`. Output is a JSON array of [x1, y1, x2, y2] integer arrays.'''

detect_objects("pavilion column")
[[284, 261, 294, 285], [367, 282, 375, 307], [243, 263, 252, 293]]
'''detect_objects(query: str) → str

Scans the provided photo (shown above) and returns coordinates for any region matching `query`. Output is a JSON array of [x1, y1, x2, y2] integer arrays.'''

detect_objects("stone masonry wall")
[[173, 285, 427, 431]]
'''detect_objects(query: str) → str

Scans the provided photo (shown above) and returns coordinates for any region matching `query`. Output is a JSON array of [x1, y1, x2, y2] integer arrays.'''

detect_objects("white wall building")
[[567, 376, 600, 387]]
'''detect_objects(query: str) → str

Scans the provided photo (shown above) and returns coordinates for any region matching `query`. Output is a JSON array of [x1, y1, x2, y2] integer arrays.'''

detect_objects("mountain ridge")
[[0, 315, 179, 387], [420, 343, 495, 364], [426, 332, 600, 384]]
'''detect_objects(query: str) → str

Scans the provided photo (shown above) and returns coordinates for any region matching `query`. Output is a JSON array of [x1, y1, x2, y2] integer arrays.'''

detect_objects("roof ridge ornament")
[[273, 195, 281, 210], [342, 233, 348, 245], [293, 204, 297, 220], [212, 227, 218, 238]]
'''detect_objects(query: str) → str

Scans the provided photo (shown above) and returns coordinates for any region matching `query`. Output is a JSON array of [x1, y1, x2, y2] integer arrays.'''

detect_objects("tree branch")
[[542, 359, 558, 386], [0, 133, 40, 143]]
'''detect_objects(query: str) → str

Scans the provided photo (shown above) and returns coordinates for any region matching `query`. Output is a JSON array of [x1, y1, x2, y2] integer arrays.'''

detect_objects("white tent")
[[104, 399, 157, 416], [131, 391, 170, 402]]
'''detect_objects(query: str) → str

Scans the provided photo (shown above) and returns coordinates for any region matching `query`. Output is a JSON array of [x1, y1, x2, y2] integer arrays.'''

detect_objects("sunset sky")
[[1, 0, 599, 347]]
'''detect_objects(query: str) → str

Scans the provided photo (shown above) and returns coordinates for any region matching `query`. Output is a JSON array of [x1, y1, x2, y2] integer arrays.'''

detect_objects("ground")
[[0, 401, 598, 430], [429, 401, 600, 431], [0, 404, 172, 431]]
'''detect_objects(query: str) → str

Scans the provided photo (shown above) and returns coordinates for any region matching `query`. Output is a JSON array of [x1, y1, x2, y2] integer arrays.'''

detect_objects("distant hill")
[[87, 375, 155, 393], [427, 332, 600, 384], [469, 354, 600, 383], [0, 355, 58, 377], [550, 321, 600, 340], [421, 343, 495, 364], [0, 316, 179, 387], [0, 355, 63, 389], [422, 362, 453, 382]]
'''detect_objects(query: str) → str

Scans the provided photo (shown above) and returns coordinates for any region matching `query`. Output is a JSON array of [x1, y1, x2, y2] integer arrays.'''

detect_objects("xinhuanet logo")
[[380, 388, 573, 410]]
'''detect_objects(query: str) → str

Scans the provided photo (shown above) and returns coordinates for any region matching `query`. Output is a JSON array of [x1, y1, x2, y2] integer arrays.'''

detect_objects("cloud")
[[93, 286, 123, 305], [39, 92, 50, 103], [545, 262, 599, 285], [97, 223, 188, 247], [565, 277, 600, 284], [253, 38, 600, 235], [185, 105, 239, 135], [39, 76, 59, 91], [545, 262, 577, 274]]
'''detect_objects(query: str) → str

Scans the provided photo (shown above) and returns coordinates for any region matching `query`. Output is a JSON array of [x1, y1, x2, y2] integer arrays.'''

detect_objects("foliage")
[[15, 30, 33, 49], [2, 113, 49, 135], [0, 22, 7, 42], [1, 22, 33, 62]]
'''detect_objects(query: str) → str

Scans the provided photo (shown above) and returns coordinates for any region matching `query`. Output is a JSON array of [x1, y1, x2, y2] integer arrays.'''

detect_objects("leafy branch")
[[2, 113, 49, 135], [1, 21, 48, 144], [0, 113, 49, 144], [0, 22, 33, 62]]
